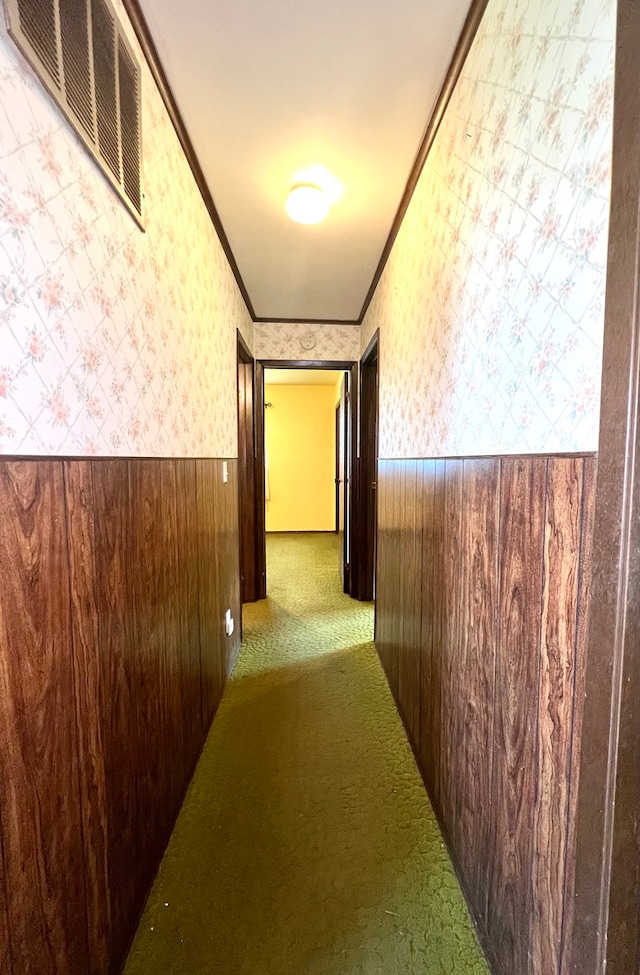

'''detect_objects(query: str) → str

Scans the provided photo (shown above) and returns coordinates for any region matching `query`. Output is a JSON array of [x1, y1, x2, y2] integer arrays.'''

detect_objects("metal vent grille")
[[118, 42, 140, 213], [17, 0, 59, 84], [92, 0, 120, 180], [5, 0, 144, 225], [59, 0, 93, 136]]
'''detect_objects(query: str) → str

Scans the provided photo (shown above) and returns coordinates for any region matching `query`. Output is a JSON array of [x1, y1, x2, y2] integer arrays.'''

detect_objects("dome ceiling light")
[[285, 183, 330, 224], [285, 166, 343, 225]]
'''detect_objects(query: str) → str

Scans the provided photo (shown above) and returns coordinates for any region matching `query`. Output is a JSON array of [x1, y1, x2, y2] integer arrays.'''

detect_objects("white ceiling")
[[264, 368, 344, 386], [137, 0, 473, 322]]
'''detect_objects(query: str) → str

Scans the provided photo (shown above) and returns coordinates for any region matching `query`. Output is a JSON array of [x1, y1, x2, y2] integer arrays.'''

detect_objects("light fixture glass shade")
[[285, 183, 330, 224], [293, 166, 344, 204]]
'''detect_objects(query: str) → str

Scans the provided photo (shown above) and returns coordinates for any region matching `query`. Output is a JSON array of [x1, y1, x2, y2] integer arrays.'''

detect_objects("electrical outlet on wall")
[[222, 461, 229, 483], [225, 609, 234, 636]]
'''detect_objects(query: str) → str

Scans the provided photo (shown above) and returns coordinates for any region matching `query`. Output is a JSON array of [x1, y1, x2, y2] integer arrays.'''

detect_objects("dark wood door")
[[355, 331, 379, 601], [254, 361, 266, 599], [336, 365, 360, 595], [237, 356, 255, 603], [337, 372, 348, 588], [335, 403, 341, 533], [237, 332, 266, 603]]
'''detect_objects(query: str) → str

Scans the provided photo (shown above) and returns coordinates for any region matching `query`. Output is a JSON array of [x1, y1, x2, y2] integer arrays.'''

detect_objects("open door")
[[237, 333, 266, 603], [354, 331, 379, 601], [337, 373, 347, 588], [254, 361, 266, 598], [335, 402, 341, 533], [336, 365, 359, 594]]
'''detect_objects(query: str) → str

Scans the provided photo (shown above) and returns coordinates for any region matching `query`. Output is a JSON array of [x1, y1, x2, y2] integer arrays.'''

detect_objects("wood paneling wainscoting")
[[0, 457, 241, 975], [376, 454, 595, 975]]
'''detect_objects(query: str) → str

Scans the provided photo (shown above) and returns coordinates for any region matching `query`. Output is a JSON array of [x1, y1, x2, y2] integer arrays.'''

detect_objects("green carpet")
[[123, 532, 488, 975]]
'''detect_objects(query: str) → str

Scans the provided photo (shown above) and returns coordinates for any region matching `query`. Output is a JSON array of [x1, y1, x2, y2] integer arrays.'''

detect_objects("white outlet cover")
[[225, 609, 234, 636]]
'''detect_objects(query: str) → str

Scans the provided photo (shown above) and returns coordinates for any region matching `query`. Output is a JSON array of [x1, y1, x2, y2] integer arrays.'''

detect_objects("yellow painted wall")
[[265, 384, 338, 532]]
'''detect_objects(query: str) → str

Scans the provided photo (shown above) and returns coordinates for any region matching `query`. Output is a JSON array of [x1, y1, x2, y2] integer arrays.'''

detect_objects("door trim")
[[570, 1, 640, 971], [259, 359, 356, 370]]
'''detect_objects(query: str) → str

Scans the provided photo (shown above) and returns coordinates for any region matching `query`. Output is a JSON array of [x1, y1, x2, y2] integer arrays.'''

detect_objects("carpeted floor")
[[123, 532, 488, 975]]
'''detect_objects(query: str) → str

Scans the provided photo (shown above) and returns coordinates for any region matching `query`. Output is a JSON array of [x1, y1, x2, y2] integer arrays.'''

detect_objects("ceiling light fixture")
[[285, 183, 330, 225]]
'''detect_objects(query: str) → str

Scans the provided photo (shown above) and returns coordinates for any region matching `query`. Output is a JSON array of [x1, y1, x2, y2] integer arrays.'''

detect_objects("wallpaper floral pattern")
[[0, 4, 252, 457], [253, 323, 361, 362], [361, 0, 615, 458]]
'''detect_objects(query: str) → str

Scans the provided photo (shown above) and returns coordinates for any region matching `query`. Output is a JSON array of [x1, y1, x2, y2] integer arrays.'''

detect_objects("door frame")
[[570, 2, 640, 972], [258, 359, 357, 595]]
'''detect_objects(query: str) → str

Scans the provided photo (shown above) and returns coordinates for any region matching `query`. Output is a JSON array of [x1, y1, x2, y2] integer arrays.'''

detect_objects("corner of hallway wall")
[[253, 322, 360, 362], [0, 2, 252, 458], [361, 0, 616, 459]]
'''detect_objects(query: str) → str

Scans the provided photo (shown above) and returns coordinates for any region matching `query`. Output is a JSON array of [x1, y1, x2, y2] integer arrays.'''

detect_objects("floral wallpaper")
[[361, 0, 615, 458], [0, 4, 252, 458], [253, 322, 361, 362]]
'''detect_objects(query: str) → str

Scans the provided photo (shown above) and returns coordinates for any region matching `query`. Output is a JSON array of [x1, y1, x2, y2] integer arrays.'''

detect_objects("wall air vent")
[[4, 0, 144, 226]]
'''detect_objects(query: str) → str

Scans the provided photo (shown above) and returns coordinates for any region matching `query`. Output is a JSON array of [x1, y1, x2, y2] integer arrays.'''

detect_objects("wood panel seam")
[[559, 458, 595, 975], [61, 461, 97, 973]]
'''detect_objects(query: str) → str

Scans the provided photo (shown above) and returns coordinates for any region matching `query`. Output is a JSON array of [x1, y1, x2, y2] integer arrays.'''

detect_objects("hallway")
[[123, 533, 488, 975]]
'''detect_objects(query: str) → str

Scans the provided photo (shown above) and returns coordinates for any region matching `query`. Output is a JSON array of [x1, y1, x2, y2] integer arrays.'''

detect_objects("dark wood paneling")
[[431, 459, 446, 806], [440, 459, 464, 841], [0, 843, 10, 975], [175, 460, 204, 765], [197, 459, 224, 725], [128, 460, 172, 881], [488, 457, 545, 975], [375, 453, 595, 975], [211, 460, 229, 689], [457, 458, 498, 924], [379, 460, 402, 696], [0, 461, 89, 975], [0, 455, 240, 975], [90, 460, 140, 971], [63, 462, 111, 975], [397, 460, 422, 742], [417, 460, 439, 802], [530, 458, 584, 975], [218, 461, 242, 674], [160, 460, 188, 817], [560, 457, 595, 975], [196, 457, 241, 716], [374, 461, 390, 651]]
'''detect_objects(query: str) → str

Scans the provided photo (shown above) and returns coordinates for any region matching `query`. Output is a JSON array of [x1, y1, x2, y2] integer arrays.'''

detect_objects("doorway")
[[258, 360, 357, 595]]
